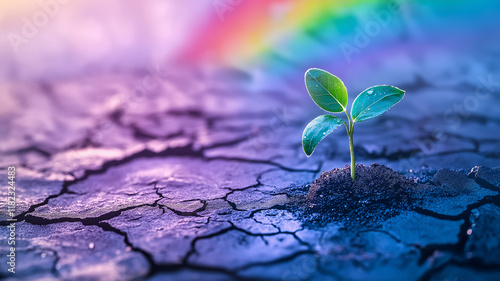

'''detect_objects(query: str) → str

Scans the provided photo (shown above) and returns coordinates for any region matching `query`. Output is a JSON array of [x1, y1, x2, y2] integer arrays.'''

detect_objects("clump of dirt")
[[300, 163, 417, 227]]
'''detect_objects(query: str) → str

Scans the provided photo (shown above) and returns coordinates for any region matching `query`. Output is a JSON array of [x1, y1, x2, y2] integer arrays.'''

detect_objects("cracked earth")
[[1, 57, 500, 281]]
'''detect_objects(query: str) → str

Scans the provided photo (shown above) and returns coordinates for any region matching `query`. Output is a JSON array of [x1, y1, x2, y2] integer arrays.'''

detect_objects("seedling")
[[302, 68, 405, 180]]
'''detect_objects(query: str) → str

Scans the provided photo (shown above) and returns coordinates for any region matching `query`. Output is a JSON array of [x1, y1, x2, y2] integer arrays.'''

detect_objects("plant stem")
[[344, 110, 351, 130], [348, 128, 355, 180], [344, 110, 355, 180]]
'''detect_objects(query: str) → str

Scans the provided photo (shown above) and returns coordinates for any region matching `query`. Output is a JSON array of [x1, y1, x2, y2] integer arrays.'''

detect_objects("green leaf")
[[351, 85, 405, 122], [302, 115, 345, 157], [305, 68, 348, 113]]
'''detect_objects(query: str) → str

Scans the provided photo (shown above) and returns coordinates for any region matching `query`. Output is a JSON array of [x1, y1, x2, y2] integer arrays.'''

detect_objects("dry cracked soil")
[[1, 59, 500, 281]]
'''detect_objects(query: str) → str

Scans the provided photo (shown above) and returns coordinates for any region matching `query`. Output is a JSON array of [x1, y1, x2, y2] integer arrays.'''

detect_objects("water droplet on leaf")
[[367, 90, 374, 95]]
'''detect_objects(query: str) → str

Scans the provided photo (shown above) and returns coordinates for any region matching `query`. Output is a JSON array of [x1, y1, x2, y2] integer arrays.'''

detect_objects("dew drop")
[[89, 242, 95, 249], [367, 90, 374, 96], [323, 132, 326, 135]]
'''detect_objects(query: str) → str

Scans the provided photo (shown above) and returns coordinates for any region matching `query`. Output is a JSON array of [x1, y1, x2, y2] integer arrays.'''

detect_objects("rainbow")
[[181, 0, 500, 79]]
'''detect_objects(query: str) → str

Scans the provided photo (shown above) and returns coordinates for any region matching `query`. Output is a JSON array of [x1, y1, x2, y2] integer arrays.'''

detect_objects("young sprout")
[[302, 68, 405, 180]]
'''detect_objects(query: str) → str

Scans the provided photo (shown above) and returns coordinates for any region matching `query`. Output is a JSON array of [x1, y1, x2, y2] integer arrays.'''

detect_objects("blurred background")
[[1, 0, 499, 81], [1, 0, 499, 174]]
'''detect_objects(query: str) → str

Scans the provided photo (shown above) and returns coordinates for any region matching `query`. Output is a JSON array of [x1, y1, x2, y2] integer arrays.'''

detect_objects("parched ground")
[[1, 57, 500, 280]]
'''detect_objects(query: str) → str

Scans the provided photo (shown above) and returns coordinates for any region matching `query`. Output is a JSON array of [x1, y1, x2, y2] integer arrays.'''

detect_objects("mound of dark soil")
[[302, 163, 417, 227]]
